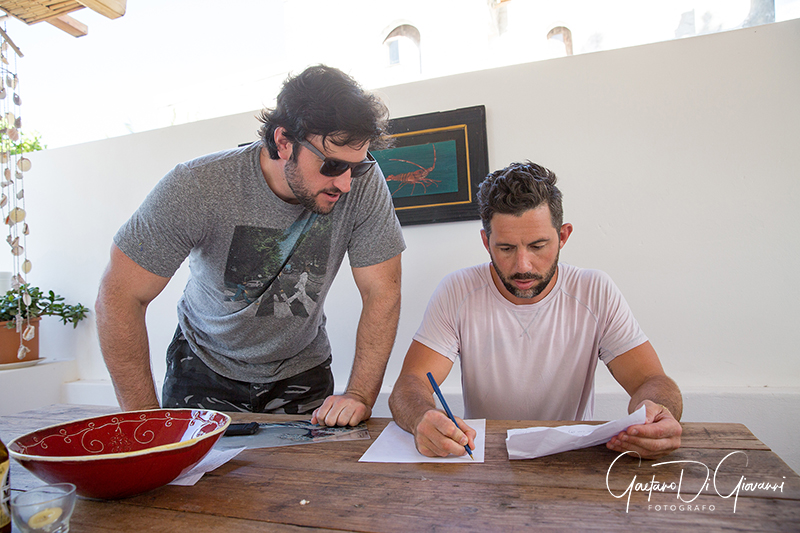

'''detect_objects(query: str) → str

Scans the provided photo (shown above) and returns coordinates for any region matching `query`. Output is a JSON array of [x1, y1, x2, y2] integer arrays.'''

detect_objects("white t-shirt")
[[413, 263, 648, 421]]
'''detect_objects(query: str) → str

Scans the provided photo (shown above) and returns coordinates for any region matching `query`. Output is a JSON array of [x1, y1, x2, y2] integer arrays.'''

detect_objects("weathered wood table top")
[[2, 404, 798, 532]]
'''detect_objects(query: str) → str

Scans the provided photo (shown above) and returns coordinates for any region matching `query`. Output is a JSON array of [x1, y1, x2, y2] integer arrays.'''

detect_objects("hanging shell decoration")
[[16, 344, 29, 360], [22, 323, 34, 341], [6, 206, 25, 224], [0, 29, 35, 352]]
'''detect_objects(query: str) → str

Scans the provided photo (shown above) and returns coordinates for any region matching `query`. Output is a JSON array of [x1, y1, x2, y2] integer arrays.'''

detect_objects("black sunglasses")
[[298, 139, 376, 178]]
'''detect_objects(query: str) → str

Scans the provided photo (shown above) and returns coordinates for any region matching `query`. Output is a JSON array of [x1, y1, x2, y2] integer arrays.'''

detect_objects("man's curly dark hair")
[[258, 65, 391, 159], [477, 161, 564, 236]]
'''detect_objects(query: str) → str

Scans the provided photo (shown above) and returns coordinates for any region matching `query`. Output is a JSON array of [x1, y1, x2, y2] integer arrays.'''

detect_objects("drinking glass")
[[10, 483, 76, 533]]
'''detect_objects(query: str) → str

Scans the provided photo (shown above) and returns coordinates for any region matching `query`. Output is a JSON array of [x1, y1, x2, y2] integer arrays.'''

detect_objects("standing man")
[[96, 65, 405, 427], [389, 161, 682, 458]]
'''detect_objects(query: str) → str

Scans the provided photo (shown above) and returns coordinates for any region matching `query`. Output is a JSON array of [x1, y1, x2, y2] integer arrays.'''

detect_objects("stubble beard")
[[284, 158, 341, 215], [492, 250, 560, 300]]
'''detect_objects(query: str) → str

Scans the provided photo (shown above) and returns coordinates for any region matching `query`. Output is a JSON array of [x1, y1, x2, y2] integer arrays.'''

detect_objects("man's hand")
[[311, 393, 372, 427], [606, 400, 682, 459], [412, 409, 476, 458], [321, 255, 401, 427]]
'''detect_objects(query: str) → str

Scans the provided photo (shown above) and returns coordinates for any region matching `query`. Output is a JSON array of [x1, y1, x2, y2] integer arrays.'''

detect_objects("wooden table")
[[2, 405, 799, 531]]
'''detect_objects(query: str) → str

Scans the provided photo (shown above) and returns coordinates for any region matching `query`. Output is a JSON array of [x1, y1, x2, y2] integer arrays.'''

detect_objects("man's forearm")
[[96, 294, 159, 411], [628, 375, 683, 420], [388, 374, 436, 435], [345, 288, 401, 407]]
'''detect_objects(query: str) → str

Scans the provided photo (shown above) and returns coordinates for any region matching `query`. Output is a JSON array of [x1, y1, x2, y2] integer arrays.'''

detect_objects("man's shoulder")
[[557, 263, 625, 310], [157, 142, 261, 199], [441, 263, 488, 286], [432, 263, 491, 301], [182, 142, 259, 173], [559, 263, 615, 286]]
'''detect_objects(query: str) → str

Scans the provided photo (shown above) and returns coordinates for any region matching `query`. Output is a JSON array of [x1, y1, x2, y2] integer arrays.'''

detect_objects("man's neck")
[[260, 146, 296, 204]]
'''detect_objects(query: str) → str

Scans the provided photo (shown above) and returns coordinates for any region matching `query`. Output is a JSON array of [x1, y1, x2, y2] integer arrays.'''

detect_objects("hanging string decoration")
[[0, 26, 33, 360]]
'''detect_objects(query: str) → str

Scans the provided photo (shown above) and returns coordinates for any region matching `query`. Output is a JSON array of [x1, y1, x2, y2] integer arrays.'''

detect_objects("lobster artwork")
[[385, 143, 440, 197]]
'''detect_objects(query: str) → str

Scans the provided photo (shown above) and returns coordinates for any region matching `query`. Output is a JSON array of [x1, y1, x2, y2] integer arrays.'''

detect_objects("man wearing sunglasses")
[[97, 65, 405, 427]]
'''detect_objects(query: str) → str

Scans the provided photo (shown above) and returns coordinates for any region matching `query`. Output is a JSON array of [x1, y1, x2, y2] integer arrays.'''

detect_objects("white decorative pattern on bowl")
[[9, 409, 231, 499]]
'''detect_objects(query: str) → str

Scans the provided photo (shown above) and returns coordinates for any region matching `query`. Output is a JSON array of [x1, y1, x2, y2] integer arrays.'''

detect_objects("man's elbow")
[[656, 375, 683, 421], [387, 374, 412, 419], [364, 285, 401, 317], [630, 374, 684, 421], [94, 282, 112, 325]]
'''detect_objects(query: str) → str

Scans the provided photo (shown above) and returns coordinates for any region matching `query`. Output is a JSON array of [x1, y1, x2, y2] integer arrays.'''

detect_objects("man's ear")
[[559, 223, 574, 249], [274, 127, 294, 161], [481, 228, 491, 255]]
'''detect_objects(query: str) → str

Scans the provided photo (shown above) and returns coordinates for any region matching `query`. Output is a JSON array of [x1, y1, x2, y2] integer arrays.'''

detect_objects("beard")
[[491, 250, 559, 300], [283, 158, 342, 215]]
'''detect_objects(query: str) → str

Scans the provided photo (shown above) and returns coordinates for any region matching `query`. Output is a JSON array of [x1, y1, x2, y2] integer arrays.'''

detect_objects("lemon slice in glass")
[[28, 506, 63, 528]]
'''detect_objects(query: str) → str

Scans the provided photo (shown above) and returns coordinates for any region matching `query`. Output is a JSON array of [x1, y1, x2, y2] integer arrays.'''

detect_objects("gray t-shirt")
[[115, 141, 406, 382]]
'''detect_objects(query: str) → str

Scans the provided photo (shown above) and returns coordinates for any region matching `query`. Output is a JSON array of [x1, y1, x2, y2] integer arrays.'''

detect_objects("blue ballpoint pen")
[[427, 372, 474, 460]]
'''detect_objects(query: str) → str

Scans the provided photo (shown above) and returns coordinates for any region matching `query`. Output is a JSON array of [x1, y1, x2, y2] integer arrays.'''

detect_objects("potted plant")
[[0, 284, 88, 365]]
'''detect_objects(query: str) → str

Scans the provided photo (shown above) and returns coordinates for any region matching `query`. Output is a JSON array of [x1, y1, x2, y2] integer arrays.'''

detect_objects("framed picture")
[[372, 105, 489, 226]]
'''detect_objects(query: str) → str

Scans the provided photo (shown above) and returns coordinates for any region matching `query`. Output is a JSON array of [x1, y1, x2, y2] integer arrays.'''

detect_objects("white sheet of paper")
[[505, 405, 647, 460], [169, 446, 246, 486], [359, 419, 486, 463]]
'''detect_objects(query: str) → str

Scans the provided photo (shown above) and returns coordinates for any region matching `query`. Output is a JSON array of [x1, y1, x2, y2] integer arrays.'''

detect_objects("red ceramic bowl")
[[8, 409, 231, 499]]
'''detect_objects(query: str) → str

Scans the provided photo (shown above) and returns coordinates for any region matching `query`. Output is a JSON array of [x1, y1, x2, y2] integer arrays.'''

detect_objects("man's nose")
[[516, 252, 533, 272], [332, 171, 352, 193]]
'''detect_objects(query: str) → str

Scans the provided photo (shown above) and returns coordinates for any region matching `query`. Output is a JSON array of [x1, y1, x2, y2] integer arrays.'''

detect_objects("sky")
[[2, 0, 798, 150], [4, 0, 287, 148]]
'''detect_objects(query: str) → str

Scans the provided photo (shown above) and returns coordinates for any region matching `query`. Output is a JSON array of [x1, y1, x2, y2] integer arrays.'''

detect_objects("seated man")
[[389, 161, 682, 459]]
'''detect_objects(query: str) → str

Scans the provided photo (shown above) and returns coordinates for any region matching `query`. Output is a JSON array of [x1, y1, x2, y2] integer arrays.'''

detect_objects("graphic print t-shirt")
[[114, 141, 405, 382], [224, 214, 319, 316]]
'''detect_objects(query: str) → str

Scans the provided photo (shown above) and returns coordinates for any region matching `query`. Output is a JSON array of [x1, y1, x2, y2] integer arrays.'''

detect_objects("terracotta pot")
[[0, 317, 40, 365]]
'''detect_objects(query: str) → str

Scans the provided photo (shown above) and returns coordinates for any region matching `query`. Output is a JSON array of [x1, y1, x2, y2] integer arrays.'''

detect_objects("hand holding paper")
[[605, 400, 682, 459], [505, 406, 647, 460]]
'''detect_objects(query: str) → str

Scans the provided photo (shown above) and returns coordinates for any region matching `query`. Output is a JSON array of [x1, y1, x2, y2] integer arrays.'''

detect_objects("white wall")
[[3, 20, 798, 470]]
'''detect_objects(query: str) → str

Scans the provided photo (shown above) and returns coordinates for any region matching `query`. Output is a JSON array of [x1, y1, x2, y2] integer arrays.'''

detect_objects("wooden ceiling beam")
[[0, 1, 84, 24], [75, 0, 124, 19], [0, 26, 23, 56], [46, 13, 87, 37], [0, 0, 125, 37]]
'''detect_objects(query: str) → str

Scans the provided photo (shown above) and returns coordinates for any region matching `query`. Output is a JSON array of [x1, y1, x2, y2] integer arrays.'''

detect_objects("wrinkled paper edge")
[[170, 446, 246, 486], [505, 405, 647, 460]]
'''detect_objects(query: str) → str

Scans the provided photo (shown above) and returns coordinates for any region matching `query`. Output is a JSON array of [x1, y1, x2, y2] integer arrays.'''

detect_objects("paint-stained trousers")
[[161, 326, 334, 414]]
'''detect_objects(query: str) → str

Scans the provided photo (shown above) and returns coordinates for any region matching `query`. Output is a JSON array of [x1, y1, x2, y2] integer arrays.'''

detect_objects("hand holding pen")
[[426, 372, 475, 459]]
